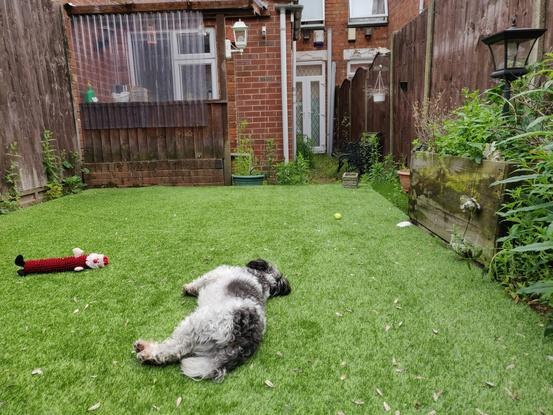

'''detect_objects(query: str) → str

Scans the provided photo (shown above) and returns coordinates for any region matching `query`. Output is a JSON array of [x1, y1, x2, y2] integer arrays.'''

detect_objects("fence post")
[[388, 32, 395, 157], [423, 0, 435, 108], [530, 0, 546, 64]]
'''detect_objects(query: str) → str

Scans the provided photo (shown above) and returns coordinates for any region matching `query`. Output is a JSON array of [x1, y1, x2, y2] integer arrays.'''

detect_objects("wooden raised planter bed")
[[409, 152, 514, 264]]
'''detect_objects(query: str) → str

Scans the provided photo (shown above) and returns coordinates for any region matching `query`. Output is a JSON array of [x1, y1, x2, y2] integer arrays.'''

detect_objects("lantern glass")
[[507, 38, 535, 68], [233, 20, 248, 50]]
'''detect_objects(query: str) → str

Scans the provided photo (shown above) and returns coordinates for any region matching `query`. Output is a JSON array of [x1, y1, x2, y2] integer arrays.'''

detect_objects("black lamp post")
[[481, 19, 546, 113]]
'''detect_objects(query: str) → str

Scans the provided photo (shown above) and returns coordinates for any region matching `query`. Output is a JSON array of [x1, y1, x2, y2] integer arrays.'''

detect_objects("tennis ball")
[[334, 213, 342, 220]]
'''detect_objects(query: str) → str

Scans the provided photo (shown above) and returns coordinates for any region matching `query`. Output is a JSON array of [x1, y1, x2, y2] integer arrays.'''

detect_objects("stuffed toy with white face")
[[15, 248, 109, 276]]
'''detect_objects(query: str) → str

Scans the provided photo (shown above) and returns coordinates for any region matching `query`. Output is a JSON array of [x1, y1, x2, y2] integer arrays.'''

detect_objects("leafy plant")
[[276, 153, 310, 185], [432, 89, 509, 163], [264, 139, 277, 184], [518, 281, 553, 337], [233, 120, 260, 176], [41, 129, 62, 184], [412, 93, 449, 151], [1, 142, 21, 214], [296, 134, 315, 167]]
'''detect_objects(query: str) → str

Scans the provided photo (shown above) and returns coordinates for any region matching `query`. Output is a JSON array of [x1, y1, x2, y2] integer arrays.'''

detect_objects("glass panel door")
[[295, 62, 325, 153]]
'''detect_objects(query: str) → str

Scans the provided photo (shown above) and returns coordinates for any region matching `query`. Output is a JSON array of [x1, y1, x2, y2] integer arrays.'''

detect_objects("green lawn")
[[1, 185, 552, 414]]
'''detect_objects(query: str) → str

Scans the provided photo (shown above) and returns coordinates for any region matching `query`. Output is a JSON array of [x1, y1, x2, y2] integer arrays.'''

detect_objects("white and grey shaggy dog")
[[133, 259, 291, 381]]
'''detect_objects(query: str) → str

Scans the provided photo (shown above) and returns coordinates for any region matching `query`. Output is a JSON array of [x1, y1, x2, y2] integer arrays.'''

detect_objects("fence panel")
[[0, 0, 78, 202]]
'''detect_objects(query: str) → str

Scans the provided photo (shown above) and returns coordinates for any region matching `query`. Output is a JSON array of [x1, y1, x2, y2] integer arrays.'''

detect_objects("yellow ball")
[[334, 213, 342, 220]]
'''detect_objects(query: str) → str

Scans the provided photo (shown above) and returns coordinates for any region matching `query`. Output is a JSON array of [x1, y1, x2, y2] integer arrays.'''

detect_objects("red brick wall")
[[388, 0, 429, 34], [225, 8, 293, 164]]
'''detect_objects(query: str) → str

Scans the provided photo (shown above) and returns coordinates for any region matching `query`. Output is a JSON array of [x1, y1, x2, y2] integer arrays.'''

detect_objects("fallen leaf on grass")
[[340, 361, 347, 367], [176, 397, 182, 408], [335, 312, 343, 317], [414, 375, 426, 380], [397, 321, 403, 328], [505, 363, 515, 370], [393, 298, 400, 304], [336, 411, 345, 415], [427, 411, 436, 415], [385, 324, 391, 332], [484, 381, 496, 388], [88, 402, 101, 411], [432, 390, 443, 402], [395, 368, 405, 374], [476, 409, 489, 415], [383, 401, 391, 411], [375, 388, 384, 397], [394, 411, 401, 415], [84, 304, 89, 310], [392, 357, 398, 366], [152, 405, 160, 411], [73, 309, 80, 314], [432, 329, 439, 335], [31, 368, 43, 376], [340, 373, 347, 381], [264, 380, 275, 388], [276, 351, 283, 358], [345, 308, 353, 313], [352, 399, 364, 405], [504, 387, 519, 401], [546, 355, 553, 362]]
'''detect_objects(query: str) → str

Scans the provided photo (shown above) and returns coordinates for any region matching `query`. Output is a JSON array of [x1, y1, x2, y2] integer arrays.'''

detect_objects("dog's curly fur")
[[134, 259, 291, 382]]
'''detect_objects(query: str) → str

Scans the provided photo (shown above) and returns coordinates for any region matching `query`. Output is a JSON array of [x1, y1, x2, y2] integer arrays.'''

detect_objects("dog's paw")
[[182, 283, 198, 297], [134, 340, 148, 353]]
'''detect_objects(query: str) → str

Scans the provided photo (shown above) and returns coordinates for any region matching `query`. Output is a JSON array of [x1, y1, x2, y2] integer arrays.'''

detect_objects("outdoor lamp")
[[225, 20, 248, 58], [481, 19, 546, 109], [233, 19, 248, 50]]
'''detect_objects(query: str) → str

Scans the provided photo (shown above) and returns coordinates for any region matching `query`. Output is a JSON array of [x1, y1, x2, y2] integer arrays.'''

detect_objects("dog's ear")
[[246, 258, 270, 272]]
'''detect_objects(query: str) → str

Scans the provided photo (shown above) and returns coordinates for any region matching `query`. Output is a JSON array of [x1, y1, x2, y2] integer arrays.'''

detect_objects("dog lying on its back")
[[134, 259, 291, 382]]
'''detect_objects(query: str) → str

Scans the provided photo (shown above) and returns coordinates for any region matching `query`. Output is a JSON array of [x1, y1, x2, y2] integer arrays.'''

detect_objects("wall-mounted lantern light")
[[481, 18, 546, 111], [225, 19, 248, 58]]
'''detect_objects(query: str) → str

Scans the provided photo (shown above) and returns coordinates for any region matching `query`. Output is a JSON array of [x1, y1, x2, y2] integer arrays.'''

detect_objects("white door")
[[296, 62, 326, 153]]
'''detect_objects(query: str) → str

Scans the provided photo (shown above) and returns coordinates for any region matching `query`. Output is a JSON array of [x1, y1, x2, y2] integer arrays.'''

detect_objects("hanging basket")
[[373, 92, 386, 102]]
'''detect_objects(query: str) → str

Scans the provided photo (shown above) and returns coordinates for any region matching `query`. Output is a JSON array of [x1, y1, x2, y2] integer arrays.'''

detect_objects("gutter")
[[275, 2, 303, 163]]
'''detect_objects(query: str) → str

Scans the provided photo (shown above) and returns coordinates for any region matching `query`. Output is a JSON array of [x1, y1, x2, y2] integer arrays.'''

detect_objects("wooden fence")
[[0, 0, 78, 204], [81, 102, 228, 187], [333, 1, 552, 164], [333, 67, 389, 154], [387, 0, 552, 163]]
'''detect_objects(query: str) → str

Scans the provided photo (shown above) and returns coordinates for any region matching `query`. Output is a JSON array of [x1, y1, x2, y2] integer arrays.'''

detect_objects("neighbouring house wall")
[[296, 0, 389, 85], [0, 0, 78, 203], [387, 0, 429, 34]]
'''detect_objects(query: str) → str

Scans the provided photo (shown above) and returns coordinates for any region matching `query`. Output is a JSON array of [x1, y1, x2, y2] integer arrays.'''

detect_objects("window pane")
[[349, 0, 386, 18], [298, 0, 324, 22], [297, 64, 323, 77], [180, 64, 212, 100], [130, 33, 174, 101], [310, 81, 320, 146], [176, 31, 210, 55], [296, 82, 303, 135]]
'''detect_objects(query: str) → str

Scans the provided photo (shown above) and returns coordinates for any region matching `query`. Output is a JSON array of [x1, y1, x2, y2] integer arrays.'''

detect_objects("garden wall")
[[0, 0, 78, 204]]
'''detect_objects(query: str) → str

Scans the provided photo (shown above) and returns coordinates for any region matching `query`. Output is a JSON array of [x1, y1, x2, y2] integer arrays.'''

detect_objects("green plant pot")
[[232, 174, 265, 186]]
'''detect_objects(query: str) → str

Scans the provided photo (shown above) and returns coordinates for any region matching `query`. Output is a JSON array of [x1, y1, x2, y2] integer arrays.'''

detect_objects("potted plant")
[[232, 121, 264, 186], [396, 163, 410, 193]]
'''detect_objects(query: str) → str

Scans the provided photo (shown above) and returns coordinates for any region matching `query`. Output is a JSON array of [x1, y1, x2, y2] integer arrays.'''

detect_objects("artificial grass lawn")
[[1, 184, 552, 414]]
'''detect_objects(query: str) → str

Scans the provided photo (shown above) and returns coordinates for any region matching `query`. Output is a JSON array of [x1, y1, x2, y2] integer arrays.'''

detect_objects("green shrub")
[[1, 142, 21, 214], [432, 89, 509, 163], [296, 134, 315, 167], [276, 154, 310, 185], [233, 120, 260, 176], [46, 181, 63, 200]]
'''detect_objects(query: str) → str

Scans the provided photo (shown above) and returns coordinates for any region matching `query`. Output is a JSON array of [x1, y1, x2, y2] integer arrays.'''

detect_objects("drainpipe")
[[326, 28, 332, 155], [275, 3, 302, 163], [291, 13, 297, 160]]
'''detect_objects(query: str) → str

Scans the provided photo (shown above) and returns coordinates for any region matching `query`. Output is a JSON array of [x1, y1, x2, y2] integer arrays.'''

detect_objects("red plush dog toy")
[[15, 248, 109, 276]]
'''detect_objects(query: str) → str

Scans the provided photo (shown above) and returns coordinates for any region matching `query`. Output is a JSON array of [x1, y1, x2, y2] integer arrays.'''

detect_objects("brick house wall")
[[58, 0, 294, 170]]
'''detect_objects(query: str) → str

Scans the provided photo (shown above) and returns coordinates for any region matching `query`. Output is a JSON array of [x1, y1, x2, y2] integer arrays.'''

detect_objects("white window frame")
[[299, 0, 325, 28], [347, 60, 372, 80], [172, 28, 219, 100], [348, 0, 388, 26], [128, 27, 219, 101]]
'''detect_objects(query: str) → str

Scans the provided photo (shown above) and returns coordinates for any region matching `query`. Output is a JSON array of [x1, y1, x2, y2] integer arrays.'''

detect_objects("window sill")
[[347, 18, 388, 28]]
